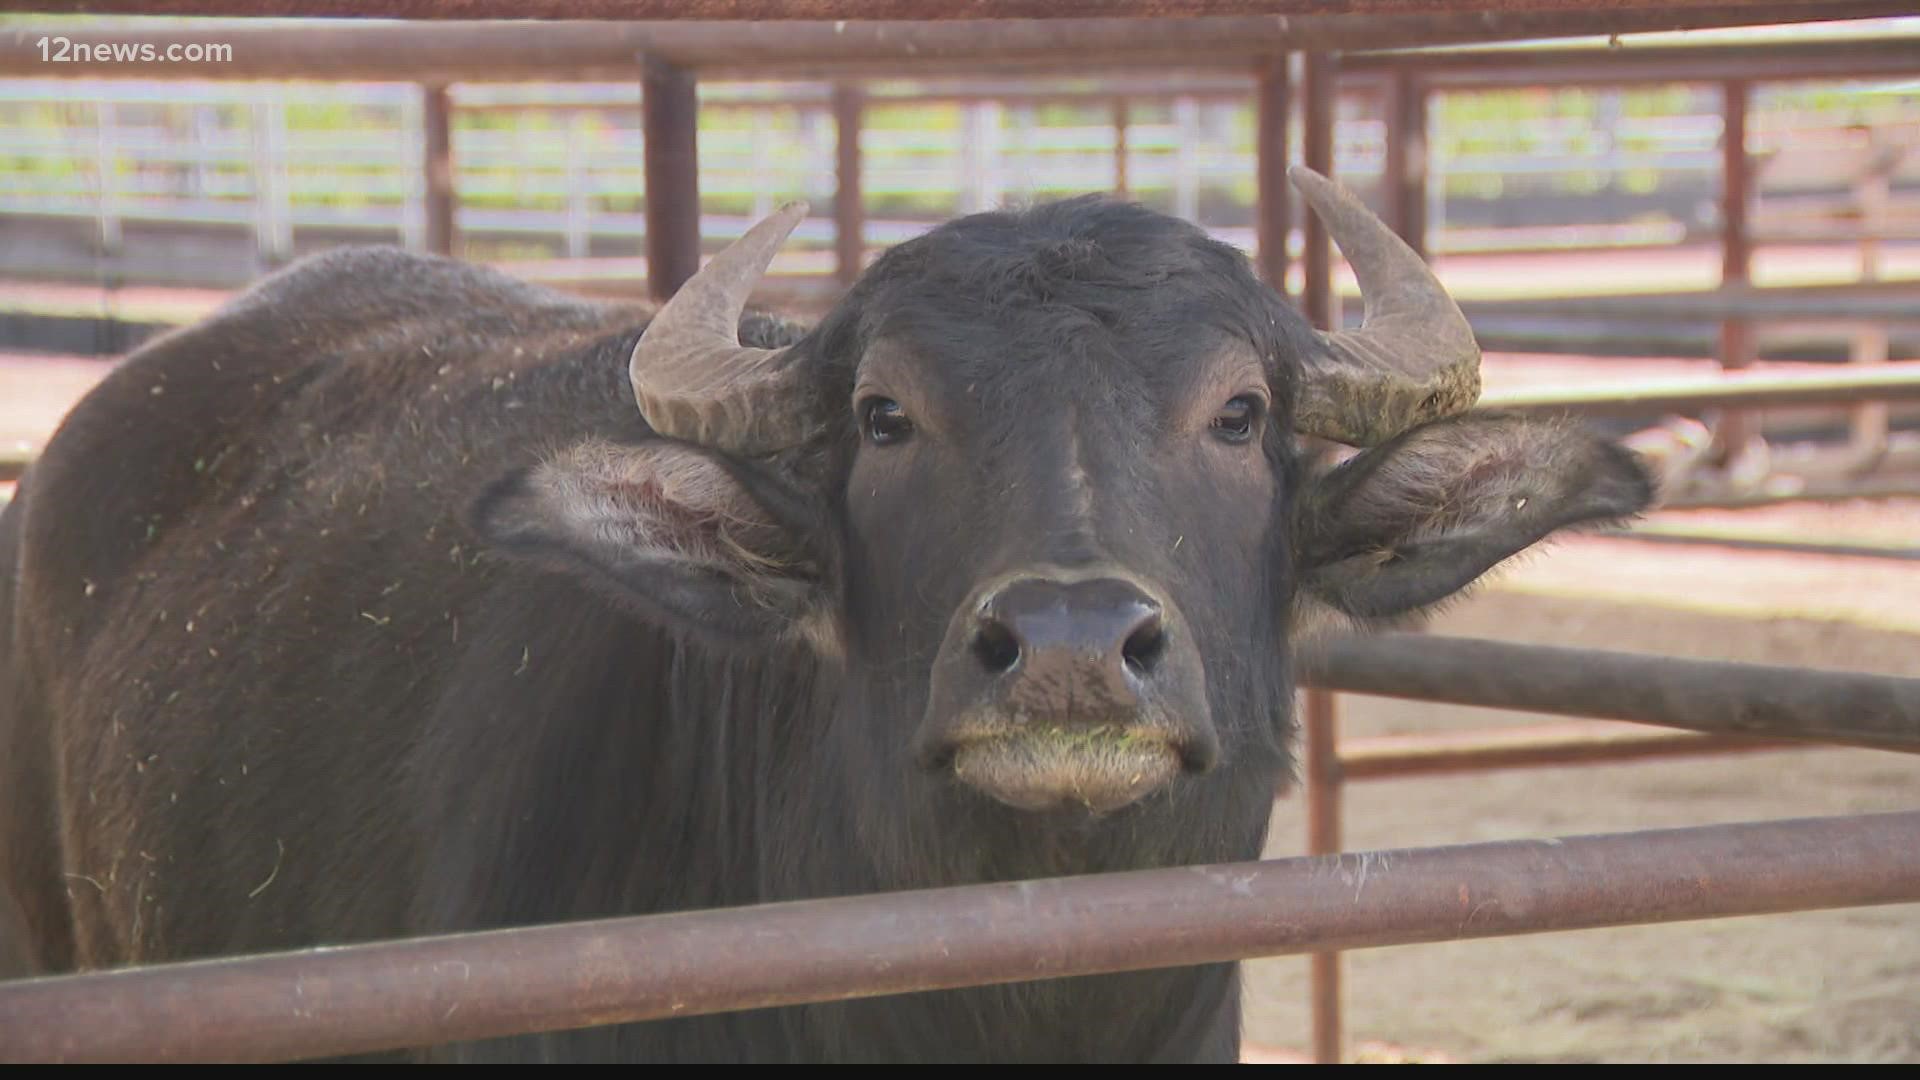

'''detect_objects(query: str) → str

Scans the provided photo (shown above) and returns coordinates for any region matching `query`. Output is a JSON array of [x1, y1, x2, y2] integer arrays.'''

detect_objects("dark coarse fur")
[[0, 198, 1653, 1062]]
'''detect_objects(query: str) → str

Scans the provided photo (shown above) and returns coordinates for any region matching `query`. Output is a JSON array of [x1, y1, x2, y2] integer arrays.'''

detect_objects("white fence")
[[1, 77, 1915, 268]]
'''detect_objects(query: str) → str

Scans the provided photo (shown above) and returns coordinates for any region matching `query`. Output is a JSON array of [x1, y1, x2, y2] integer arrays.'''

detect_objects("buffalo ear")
[[473, 438, 823, 643], [1294, 414, 1655, 621]]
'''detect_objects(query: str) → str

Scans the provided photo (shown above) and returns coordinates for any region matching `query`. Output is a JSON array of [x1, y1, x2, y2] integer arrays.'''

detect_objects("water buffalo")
[[0, 168, 1652, 1061]]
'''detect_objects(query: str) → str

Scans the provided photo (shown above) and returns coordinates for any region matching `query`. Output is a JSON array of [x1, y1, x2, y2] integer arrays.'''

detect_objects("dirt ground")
[[5, 349, 1918, 1062]]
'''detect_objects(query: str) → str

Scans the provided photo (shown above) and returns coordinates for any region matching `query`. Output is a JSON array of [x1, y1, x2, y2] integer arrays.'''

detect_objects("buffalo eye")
[[862, 397, 915, 445], [1210, 395, 1262, 443]]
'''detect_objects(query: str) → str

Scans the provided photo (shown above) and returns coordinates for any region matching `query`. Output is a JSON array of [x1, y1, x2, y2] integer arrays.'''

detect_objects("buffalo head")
[[476, 170, 1650, 872]]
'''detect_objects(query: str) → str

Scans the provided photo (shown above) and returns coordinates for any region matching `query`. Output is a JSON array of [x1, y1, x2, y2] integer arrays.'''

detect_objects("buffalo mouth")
[[946, 725, 1185, 815]]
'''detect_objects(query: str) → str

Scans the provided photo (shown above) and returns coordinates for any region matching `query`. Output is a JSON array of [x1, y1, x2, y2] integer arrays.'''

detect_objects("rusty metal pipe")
[[1338, 721, 1801, 781], [1602, 527, 1920, 562], [5, 8, 1910, 82], [1302, 635, 1920, 752], [831, 83, 865, 288], [3, 811, 1918, 1063], [1715, 79, 1756, 460], [1660, 475, 1920, 510], [1300, 51, 1337, 333], [3, 1, 1891, 20], [1380, 70, 1427, 259], [1344, 35, 1920, 88], [421, 84, 455, 257], [1301, 686, 1344, 1064], [1476, 365, 1920, 418], [1468, 282, 1920, 322], [1253, 56, 1289, 293], [640, 55, 700, 302]]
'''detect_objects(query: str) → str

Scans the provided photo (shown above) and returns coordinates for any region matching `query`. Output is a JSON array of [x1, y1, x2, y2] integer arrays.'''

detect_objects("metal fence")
[[0, 633, 1916, 1063], [2, 8, 1919, 1065], [3, 73, 1915, 273], [0, 813, 1916, 1062]]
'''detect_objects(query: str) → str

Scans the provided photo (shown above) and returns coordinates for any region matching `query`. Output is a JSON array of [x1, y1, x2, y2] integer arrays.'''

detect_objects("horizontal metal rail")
[[1346, 32, 1920, 88], [1, 6, 1911, 81], [1, 810, 1916, 1063], [1657, 474, 1920, 510], [1604, 525, 1920, 562], [8, 0, 1910, 22], [1300, 634, 1920, 752], [2, 0, 1888, 15], [1337, 721, 1800, 780], [1467, 286, 1920, 324], [1476, 364, 1920, 417]]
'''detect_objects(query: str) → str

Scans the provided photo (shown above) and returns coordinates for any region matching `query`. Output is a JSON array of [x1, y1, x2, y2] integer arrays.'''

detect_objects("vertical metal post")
[[1382, 70, 1428, 259], [251, 93, 292, 265], [960, 103, 1005, 214], [642, 54, 701, 303], [92, 99, 122, 254], [800, 103, 828, 208], [1008, 102, 1037, 201], [1302, 52, 1338, 331], [1303, 687, 1344, 1066], [563, 111, 594, 259], [1849, 130, 1890, 467], [400, 91, 425, 252], [833, 82, 866, 288], [1301, 52, 1344, 1067], [960, 104, 984, 213], [1172, 94, 1200, 222], [1111, 96, 1130, 197], [748, 106, 772, 221], [250, 98, 271, 261], [1426, 86, 1448, 249], [1716, 79, 1755, 459], [1254, 56, 1290, 293], [191, 102, 216, 202], [422, 84, 456, 257]]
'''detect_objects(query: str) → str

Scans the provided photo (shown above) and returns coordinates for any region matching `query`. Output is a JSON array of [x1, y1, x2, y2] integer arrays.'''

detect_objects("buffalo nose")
[[970, 577, 1167, 692]]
